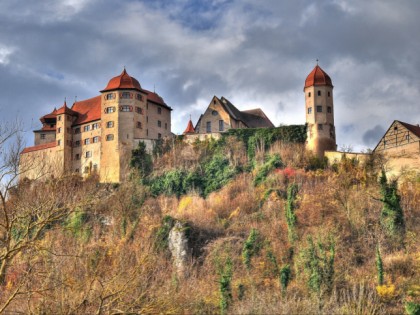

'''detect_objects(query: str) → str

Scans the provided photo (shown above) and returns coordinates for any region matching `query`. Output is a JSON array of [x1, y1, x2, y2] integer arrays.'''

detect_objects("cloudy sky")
[[1, 0, 419, 151]]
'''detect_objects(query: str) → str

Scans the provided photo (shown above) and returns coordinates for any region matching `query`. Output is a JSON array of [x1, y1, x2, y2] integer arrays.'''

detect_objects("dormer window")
[[106, 93, 116, 100], [308, 92, 311, 97]]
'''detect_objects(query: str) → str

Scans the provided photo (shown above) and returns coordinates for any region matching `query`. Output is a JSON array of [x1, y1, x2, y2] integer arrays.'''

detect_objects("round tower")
[[304, 64, 337, 157]]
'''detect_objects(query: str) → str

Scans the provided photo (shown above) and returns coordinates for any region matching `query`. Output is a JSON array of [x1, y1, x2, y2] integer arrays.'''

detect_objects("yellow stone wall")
[[198, 97, 234, 133], [146, 102, 171, 139], [34, 131, 55, 145], [20, 146, 63, 180]]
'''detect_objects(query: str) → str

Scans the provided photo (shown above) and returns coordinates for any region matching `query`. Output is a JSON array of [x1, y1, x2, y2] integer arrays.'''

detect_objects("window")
[[165, 122, 167, 130], [316, 105, 322, 112], [105, 107, 116, 113], [136, 122, 142, 129], [318, 124, 323, 130], [213, 100, 216, 104], [57, 127, 61, 133], [158, 133, 162, 139], [40, 134, 46, 139], [106, 121, 114, 128], [146, 116, 149, 123], [57, 140, 61, 146], [219, 120, 224, 131], [84, 166, 89, 174], [92, 123, 99, 130], [58, 116, 61, 121], [74, 140, 80, 147], [394, 126, 398, 131], [86, 151, 92, 158], [50, 124, 54, 128], [67, 116, 71, 121], [318, 90, 321, 96], [93, 164, 98, 172], [75, 127, 81, 134], [308, 92, 311, 97], [93, 136, 99, 143], [75, 169, 79, 173], [121, 92, 130, 99], [158, 107, 162, 114], [212, 110, 218, 116], [136, 94, 143, 101], [84, 125, 90, 132], [84, 138, 90, 145], [121, 105, 131, 112], [135, 107, 143, 114], [307, 107, 312, 114], [158, 120, 161, 127], [328, 91, 331, 97], [106, 93, 115, 100], [327, 106, 332, 113], [106, 134, 114, 141], [206, 121, 211, 133], [146, 129, 148, 136], [75, 154, 80, 160], [406, 134, 410, 141]]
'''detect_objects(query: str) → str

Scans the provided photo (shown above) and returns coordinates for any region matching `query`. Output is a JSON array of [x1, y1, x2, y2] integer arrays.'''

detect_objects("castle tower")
[[55, 100, 75, 174], [99, 68, 147, 183], [304, 64, 337, 157]]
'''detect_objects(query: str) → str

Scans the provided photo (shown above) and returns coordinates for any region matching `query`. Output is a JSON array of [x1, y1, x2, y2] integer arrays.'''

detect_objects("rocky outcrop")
[[168, 221, 190, 278]]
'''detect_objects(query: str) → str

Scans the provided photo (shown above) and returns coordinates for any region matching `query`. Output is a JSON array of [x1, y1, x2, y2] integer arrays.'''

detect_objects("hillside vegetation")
[[1, 129, 419, 314]]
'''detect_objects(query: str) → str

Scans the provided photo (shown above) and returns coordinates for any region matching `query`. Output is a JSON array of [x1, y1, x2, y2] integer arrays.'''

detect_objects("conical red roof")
[[56, 100, 77, 116], [183, 119, 195, 134], [101, 68, 142, 92], [304, 65, 333, 88]]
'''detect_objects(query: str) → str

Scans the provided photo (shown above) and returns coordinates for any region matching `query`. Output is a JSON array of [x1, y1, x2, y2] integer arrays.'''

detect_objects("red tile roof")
[[40, 108, 57, 122], [305, 65, 333, 88], [56, 101, 77, 116], [183, 119, 195, 134], [21, 142, 56, 154], [101, 68, 142, 92], [71, 95, 102, 125]]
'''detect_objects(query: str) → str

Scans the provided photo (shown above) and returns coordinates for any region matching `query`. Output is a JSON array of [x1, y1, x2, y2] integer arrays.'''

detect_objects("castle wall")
[[34, 131, 55, 145], [147, 102, 171, 139], [20, 146, 63, 180]]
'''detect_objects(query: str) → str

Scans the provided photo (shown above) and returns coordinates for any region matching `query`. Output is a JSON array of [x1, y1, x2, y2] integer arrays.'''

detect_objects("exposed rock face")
[[168, 221, 190, 278]]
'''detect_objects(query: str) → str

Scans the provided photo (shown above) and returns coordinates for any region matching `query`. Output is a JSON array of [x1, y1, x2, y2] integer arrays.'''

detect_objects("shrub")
[[242, 228, 262, 270], [253, 154, 283, 186], [405, 302, 420, 315], [218, 257, 233, 315], [376, 245, 384, 286], [285, 183, 299, 242], [130, 142, 153, 178]]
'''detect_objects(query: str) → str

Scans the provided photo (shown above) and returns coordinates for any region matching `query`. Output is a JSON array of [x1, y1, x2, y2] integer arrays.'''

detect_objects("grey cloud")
[[362, 125, 385, 147]]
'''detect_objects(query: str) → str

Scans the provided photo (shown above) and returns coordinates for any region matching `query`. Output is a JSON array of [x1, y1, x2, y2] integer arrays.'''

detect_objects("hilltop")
[[1, 130, 419, 314]]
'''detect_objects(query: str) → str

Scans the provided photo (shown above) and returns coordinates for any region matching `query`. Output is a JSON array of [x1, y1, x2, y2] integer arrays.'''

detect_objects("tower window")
[[135, 107, 143, 114], [57, 127, 61, 133], [75, 154, 80, 160], [57, 140, 61, 146], [58, 116, 61, 121], [137, 122, 142, 129], [318, 124, 323, 130], [121, 92, 131, 99], [158, 107, 162, 114], [307, 107, 312, 114], [158, 133, 162, 139], [84, 166, 89, 174], [74, 140, 80, 147], [327, 106, 332, 113], [165, 123, 168, 130], [92, 123, 99, 130], [121, 105, 131, 112], [84, 138, 90, 145], [308, 92, 311, 97], [93, 136, 99, 143], [316, 106, 322, 112], [40, 133, 46, 139], [106, 134, 114, 141], [328, 91, 331, 97], [105, 107, 116, 113], [136, 94, 143, 101], [74, 127, 81, 134], [86, 151, 92, 158], [106, 121, 114, 128], [318, 91, 321, 96], [106, 93, 116, 100], [84, 125, 90, 132], [158, 120, 161, 127]]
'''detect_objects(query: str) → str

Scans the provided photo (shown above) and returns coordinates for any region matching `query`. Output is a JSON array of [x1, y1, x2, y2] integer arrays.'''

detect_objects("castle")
[[20, 69, 172, 183], [20, 64, 418, 182]]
